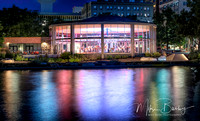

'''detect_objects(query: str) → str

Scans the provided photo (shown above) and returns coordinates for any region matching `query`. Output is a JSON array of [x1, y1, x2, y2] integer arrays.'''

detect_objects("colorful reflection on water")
[[0, 67, 199, 121]]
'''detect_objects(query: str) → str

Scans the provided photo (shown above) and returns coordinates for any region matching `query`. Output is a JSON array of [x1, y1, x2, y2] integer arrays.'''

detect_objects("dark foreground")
[[1, 61, 200, 70], [0, 67, 200, 121]]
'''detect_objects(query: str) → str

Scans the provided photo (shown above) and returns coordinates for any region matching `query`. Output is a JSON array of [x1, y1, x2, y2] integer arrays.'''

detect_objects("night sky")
[[0, 0, 95, 13]]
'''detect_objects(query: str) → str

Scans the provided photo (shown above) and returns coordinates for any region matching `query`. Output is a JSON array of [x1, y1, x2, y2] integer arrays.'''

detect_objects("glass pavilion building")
[[50, 16, 156, 58]]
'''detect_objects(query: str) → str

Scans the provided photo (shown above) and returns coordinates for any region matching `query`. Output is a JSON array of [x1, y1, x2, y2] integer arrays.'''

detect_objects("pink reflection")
[[56, 70, 73, 119], [134, 69, 145, 117]]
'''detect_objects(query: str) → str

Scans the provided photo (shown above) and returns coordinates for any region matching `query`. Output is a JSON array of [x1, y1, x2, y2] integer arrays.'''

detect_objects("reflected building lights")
[[172, 66, 187, 113], [3, 71, 21, 121], [31, 71, 59, 121]]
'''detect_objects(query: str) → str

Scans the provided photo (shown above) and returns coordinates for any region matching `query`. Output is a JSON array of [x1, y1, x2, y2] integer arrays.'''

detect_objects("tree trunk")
[[167, 39, 169, 50], [198, 38, 200, 52], [187, 38, 190, 52]]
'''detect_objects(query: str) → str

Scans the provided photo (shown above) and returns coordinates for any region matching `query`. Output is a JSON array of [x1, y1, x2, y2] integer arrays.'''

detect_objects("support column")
[[153, 26, 157, 53], [150, 26, 154, 53], [51, 27, 55, 54], [101, 24, 104, 59], [131, 24, 135, 57], [71, 24, 75, 54]]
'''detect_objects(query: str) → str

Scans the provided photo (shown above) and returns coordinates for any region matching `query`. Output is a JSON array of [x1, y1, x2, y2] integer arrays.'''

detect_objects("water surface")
[[0, 67, 199, 121]]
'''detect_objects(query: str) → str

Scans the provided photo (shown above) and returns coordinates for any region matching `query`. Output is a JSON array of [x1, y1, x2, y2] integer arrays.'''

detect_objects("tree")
[[154, 7, 187, 50], [0, 5, 43, 37], [0, 23, 4, 47], [0, 23, 3, 31], [187, 0, 200, 51]]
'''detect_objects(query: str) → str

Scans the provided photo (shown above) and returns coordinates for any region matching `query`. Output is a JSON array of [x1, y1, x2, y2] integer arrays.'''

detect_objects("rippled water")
[[0, 67, 200, 121]]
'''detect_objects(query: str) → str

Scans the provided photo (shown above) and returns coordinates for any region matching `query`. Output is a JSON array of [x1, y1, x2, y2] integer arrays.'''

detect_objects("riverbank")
[[0, 60, 200, 70]]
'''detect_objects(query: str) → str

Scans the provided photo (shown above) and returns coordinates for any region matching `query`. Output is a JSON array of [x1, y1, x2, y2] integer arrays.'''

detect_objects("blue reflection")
[[30, 71, 58, 121]]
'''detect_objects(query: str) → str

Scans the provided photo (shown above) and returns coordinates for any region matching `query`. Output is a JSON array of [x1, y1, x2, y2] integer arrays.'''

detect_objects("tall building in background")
[[159, 0, 190, 14], [38, 0, 56, 13], [73, 6, 83, 13], [37, 0, 81, 22], [82, 0, 154, 22]]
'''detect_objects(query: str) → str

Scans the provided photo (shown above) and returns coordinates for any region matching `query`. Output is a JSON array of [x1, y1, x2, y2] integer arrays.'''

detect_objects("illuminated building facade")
[[159, 0, 190, 14], [4, 37, 51, 54], [50, 16, 157, 58], [81, 0, 154, 22]]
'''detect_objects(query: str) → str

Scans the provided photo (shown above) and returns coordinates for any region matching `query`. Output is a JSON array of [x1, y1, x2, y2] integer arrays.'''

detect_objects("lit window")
[[94, 12, 97, 15], [144, 7, 146, 10], [121, 13, 123, 16], [137, 13, 139, 16], [147, 13, 150, 16], [147, 7, 150, 11], [104, 39, 131, 53], [110, 6, 113, 9], [127, 6, 130, 10], [56, 26, 71, 39], [118, 13, 120, 16], [118, 6, 120, 9], [121, 6, 123, 9], [127, 13, 130, 16], [107, 6, 109, 9], [94, 6, 97, 9], [75, 39, 101, 53], [100, 6, 102, 9], [137, 7, 139, 11]]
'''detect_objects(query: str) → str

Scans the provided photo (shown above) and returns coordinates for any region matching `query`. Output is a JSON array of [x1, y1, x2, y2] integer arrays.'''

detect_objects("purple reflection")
[[75, 69, 135, 120]]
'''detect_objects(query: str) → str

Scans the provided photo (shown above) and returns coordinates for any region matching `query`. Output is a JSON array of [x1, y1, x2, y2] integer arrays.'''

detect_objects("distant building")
[[159, 0, 190, 14], [38, 13, 81, 22], [38, 0, 56, 13], [37, 0, 81, 22], [73, 6, 83, 13], [4, 37, 51, 54], [81, 0, 154, 22]]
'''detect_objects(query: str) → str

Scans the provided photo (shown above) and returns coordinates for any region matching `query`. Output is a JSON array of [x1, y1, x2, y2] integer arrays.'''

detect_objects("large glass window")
[[134, 25, 150, 39], [134, 25, 151, 54], [75, 39, 101, 53], [104, 39, 131, 53], [55, 39, 71, 53], [134, 39, 150, 53], [56, 25, 71, 39], [104, 24, 131, 37], [74, 24, 101, 38]]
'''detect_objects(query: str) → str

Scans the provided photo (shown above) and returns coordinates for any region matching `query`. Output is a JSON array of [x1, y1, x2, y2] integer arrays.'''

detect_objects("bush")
[[60, 59, 68, 63], [60, 52, 71, 59], [114, 55, 121, 59], [0, 52, 6, 59], [48, 58, 55, 63], [145, 53, 151, 57], [152, 52, 161, 57], [107, 55, 113, 60], [15, 55, 24, 61], [55, 58, 63, 63], [188, 51, 199, 60], [5, 51, 15, 58], [122, 55, 129, 59]]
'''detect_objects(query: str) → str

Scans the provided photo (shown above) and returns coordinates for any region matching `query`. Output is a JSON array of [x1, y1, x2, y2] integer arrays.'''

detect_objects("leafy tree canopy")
[[0, 5, 43, 37]]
